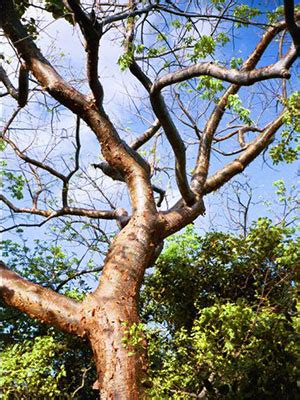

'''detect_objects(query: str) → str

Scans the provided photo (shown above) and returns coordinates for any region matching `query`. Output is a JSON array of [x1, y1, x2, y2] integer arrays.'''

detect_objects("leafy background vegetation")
[[1, 219, 299, 399]]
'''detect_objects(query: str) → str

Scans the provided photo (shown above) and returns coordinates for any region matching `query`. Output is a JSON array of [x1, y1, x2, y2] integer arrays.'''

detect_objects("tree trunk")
[[82, 213, 161, 399]]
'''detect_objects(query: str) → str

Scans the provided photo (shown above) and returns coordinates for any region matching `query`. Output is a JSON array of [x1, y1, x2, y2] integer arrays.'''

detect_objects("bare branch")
[[284, 0, 300, 50], [120, 6, 195, 206], [92, 162, 165, 207], [203, 114, 285, 194], [151, 49, 294, 94], [17, 63, 29, 107], [0, 261, 85, 337], [102, 3, 155, 25], [159, 14, 297, 236], [2, 107, 22, 135], [0, 0, 87, 115], [62, 116, 81, 207], [0, 0, 156, 215], [156, 4, 272, 28], [0, 194, 129, 223], [128, 57, 195, 205], [237, 126, 263, 148], [2, 136, 66, 181], [159, 198, 206, 239], [159, 113, 283, 236], [56, 267, 103, 292], [149, 90, 196, 205], [130, 119, 161, 150], [63, 0, 104, 109], [0, 65, 18, 99]]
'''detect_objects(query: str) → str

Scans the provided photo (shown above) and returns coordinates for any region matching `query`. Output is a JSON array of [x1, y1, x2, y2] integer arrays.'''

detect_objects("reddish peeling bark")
[[83, 214, 162, 398], [0, 261, 85, 337]]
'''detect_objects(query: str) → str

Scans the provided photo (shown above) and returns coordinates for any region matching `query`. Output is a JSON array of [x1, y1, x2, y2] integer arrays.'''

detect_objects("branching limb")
[[2, 136, 66, 181], [0, 65, 18, 99], [17, 63, 29, 107], [62, 116, 81, 207], [92, 162, 165, 207], [0, 261, 85, 337], [191, 15, 299, 195], [160, 14, 297, 235], [130, 119, 161, 150], [149, 90, 196, 205], [159, 115, 282, 236], [0, 0, 151, 216], [151, 48, 295, 93], [2, 107, 22, 135], [152, 185, 165, 208], [56, 268, 103, 292], [159, 198, 206, 238], [213, 126, 263, 146], [102, 3, 155, 25], [203, 114, 285, 194], [0, 0, 87, 115], [125, 11, 195, 205], [237, 126, 263, 148], [0, 194, 129, 225], [284, 0, 300, 51], [63, 0, 104, 109]]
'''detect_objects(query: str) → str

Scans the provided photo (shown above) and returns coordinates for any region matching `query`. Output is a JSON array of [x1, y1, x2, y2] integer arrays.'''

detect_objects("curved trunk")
[[83, 214, 161, 399]]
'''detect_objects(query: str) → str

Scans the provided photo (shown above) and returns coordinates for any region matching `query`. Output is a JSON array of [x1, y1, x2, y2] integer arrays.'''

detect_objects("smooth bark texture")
[[0, 261, 85, 336]]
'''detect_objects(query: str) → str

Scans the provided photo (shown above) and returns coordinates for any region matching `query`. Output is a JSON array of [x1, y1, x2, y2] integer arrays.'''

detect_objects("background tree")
[[143, 221, 299, 399], [0, 0, 299, 398]]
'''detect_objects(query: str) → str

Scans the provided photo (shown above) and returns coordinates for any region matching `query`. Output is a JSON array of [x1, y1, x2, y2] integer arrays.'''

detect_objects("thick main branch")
[[151, 52, 294, 93], [0, 261, 85, 336], [284, 0, 300, 50]]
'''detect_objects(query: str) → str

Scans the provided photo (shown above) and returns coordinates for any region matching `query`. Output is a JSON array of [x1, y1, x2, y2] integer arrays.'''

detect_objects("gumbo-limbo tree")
[[0, 0, 299, 398]]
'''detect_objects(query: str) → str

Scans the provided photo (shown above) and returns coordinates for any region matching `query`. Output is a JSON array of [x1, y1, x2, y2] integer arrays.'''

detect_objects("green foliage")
[[216, 32, 230, 46], [233, 5, 261, 26], [0, 238, 97, 399], [148, 303, 299, 399], [121, 322, 147, 357], [118, 50, 134, 71], [141, 222, 299, 399], [265, 4, 300, 25], [191, 35, 216, 61], [0, 170, 25, 200], [0, 332, 97, 399], [273, 179, 297, 205], [230, 57, 243, 69], [227, 94, 252, 125], [270, 92, 300, 165], [2, 239, 85, 290], [196, 76, 225, 102], [0, 138, 6, 151], [0, 336, 67, 399], [15, 0, 74, 26], [171, 19, 181, 29]]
